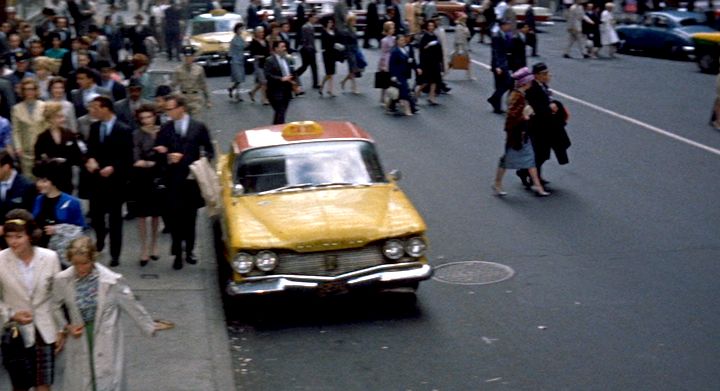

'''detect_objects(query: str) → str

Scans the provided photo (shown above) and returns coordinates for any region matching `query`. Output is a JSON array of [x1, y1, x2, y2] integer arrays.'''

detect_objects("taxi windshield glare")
[[235, 141, 388, 194]]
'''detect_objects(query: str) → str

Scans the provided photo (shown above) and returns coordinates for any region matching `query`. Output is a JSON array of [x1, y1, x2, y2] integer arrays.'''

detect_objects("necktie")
[[100, 123, 108, 143], [175, 121, 183, 138]]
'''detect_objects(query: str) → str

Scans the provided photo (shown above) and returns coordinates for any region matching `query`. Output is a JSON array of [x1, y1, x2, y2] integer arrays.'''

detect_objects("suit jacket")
[[114, 98, 152, 130], [491, 30, 512, 71], [0, 171, 37, 219], [264, 54, 295, 101], [0, 77, 16, 119], [509, 34, 527, 72], [389, 46, 418, 80], [103, 79, 127, 102], [155, 117, 214, 182], [85, 118, 134, 198], [0, 247, 63, 346], [70, 85, 113, 117]]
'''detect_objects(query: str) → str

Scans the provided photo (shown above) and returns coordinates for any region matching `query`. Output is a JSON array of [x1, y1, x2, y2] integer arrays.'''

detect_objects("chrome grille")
[[249, 244, 401, 277]]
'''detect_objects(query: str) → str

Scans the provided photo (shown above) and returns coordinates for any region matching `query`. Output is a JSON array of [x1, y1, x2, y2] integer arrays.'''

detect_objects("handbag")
[[1, 321, 32, 388], [450, 52, 470, 70], [374, 71, 391, 89]]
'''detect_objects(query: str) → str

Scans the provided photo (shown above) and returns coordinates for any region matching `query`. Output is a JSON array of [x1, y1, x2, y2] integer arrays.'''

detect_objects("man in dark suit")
[[115, 79, 151, 129], [0, 150, 36, 226], [164, 2, 183, 61], [84, 96, 134, 266], [98, 61, 127, 102], [294, 15, 319, 89], [487, 19, 514, 114], [154, 95, 214, 270], [264, 40, 296, 125], [71, 67, 113, 117]]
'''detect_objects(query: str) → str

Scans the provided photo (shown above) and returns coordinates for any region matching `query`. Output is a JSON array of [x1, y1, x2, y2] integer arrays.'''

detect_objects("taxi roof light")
[[282, 121, 324, 138]]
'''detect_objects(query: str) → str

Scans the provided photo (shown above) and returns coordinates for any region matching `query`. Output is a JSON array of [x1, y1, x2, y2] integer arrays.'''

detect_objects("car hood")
[[677, 25, 716, 37], [224, 184, 427, 252], [192, 32, 234, 44]]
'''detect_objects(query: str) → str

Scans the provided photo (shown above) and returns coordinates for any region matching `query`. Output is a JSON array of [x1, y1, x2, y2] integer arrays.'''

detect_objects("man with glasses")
[[85, 96, 134, 266], [154, 95, 214, 270]]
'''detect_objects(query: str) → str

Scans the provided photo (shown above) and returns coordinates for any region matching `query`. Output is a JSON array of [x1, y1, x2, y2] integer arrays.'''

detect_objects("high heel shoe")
[[492, 184, 507, 196], [531, 186, 550, 197]]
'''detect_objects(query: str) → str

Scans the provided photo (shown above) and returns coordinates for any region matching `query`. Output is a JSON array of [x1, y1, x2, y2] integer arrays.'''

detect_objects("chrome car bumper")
[[226, 262, 433, 296]]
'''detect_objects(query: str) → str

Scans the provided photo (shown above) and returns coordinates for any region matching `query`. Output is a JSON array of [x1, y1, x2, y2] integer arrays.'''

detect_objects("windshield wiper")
[[257, 183, 315, 195], [315, 182, 373, 188]]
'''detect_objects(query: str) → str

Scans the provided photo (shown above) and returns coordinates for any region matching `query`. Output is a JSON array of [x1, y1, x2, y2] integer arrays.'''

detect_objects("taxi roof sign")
[[210, 9, 228, 16], [282, 121, 324, 138]]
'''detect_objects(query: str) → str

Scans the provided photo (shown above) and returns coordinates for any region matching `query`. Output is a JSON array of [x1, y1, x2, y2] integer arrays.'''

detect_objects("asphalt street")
[[190, 18, 720, 391]]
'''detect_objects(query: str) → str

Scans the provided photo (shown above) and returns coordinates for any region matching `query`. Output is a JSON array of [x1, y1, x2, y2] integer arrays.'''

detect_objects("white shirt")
[[174, 114, 190, 137], [275, 54, 290, 77], [15, 258, 36, 296]]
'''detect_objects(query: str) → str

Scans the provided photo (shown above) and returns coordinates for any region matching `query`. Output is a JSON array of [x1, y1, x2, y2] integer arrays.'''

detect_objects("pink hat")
[[512, 67, 534, 86]]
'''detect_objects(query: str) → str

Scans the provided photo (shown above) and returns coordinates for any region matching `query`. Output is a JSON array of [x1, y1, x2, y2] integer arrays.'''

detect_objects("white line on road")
[[471, 59, 720, 157]]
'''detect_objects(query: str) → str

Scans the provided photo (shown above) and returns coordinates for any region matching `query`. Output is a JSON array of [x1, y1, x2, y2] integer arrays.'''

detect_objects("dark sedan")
[[616, 11, 717, 58]]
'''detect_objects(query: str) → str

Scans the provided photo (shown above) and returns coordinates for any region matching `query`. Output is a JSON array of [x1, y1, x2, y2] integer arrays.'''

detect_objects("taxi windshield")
[[235, 141, 387, 194], [191, 18, 239, 35]]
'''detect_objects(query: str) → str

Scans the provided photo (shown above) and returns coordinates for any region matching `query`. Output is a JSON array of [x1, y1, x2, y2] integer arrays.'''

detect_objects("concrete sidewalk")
[[1, 211, 237, 391]]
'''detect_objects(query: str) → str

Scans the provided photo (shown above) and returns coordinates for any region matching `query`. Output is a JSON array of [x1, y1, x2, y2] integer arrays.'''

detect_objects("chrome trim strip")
[[226, 263, 432, 296]]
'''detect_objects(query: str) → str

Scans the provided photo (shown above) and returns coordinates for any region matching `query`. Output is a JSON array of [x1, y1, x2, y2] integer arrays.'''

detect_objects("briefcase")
[[450, 52, 470, 70]]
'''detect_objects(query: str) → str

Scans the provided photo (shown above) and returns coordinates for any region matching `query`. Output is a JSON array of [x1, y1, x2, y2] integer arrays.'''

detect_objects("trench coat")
[[52, 264, 156, 391], [11, 100, 47, 176]]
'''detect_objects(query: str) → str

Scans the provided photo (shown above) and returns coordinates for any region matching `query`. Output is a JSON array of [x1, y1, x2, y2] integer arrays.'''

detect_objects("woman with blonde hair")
[[11, 78, 47, 176], [376, 21, 396, 104], [600, 2, 619, 58], [33, 57, 56, 100], [339, 13, 362, 94], [247, 26, 271, 105], [52, 236, 171, 391], [34, 102, 84, 194], [47, 77, 78, 133]]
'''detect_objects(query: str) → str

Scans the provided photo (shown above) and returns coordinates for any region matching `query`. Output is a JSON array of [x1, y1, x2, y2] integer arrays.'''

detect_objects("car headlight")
[[255, 250, 278, 272], [232, 252, 254, 274], [383, 239, 405, 260], [405, 237, 427, 258]]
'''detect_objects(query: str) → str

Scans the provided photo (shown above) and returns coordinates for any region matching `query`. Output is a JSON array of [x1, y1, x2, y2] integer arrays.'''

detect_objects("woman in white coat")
[[0, 209, 64, 391], [52, 236, 169, 391], [600, 2, 619, 58]]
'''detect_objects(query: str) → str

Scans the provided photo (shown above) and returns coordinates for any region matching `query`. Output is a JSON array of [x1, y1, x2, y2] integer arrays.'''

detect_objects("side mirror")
[[232, 184, 244, 196], [388, 169, 402, 182]]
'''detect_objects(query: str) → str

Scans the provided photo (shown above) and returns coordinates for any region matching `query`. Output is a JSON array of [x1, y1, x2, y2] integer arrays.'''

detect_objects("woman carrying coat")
[[52, 236, 170, 391], [32, 159, 86, 268], [0, 209, 64, 391], [492, 67, 550, 197], [11, 78, 47, 176]]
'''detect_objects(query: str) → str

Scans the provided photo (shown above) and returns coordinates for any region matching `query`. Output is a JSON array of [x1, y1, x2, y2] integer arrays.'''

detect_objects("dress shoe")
[[531, 186, 550, 197], [312, 85, 321, 89], [140, 259, 149, 267], [563, 54, 571, 59], [150, 255, 160, 261], [172, 256, 183, 270], [516, 171, 532, 188], [492, 109, 506, 114], [185, 255, 198, 265], [110, 258, 120, 267], [492, 184, 508, 197]]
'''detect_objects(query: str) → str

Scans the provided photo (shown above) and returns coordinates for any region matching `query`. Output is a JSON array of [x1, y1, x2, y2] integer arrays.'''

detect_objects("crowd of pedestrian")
[[0, 2, 208, 389]]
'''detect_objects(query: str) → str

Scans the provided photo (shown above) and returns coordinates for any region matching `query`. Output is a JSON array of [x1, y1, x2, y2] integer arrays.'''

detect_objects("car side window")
[[654, 16, 669, 28]]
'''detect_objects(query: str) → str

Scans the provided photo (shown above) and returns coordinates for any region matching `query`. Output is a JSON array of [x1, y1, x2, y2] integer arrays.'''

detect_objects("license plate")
[[317, 281, 349, 296]]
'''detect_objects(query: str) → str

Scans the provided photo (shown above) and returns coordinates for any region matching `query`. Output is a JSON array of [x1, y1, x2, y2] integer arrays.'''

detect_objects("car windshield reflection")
[[235, 141, 387, 194]]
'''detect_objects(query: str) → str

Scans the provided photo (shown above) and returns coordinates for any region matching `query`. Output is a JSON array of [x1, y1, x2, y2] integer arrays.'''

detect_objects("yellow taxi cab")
[[185, 9, 249, 68], [216, 121, 432, 297]]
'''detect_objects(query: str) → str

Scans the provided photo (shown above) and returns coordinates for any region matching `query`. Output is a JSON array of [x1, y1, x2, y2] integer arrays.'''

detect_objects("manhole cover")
[[432, 261, 515, 285]]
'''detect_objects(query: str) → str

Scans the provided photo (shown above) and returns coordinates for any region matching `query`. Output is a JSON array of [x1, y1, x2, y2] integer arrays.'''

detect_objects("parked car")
[[616, 11, 717, 58], [512, 3, 553, 24], [693, 32, 720, 73], [216, 121, 433, 297], [187, 0, 236, 18]]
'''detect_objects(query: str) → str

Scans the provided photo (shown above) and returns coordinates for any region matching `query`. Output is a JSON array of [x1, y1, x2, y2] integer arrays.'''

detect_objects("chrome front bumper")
[[226, 262, 433, 296]]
